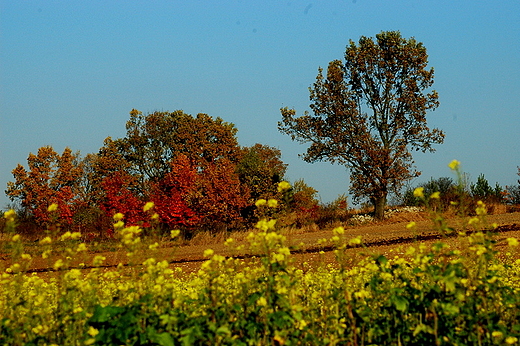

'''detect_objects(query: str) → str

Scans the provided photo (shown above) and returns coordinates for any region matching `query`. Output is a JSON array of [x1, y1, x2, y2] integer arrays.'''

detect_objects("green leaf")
[[152, 332, 175, 346], [393, 296, 408, 312]]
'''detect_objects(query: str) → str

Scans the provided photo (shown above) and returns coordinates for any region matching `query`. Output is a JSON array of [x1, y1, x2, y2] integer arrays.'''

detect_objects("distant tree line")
[[5, 109, 320, 238], [4, 30, 520, 235], [400, 169, 520, 212]]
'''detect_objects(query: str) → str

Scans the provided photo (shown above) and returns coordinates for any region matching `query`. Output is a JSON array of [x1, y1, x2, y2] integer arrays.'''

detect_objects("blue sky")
[[1, 0, 519, 209]]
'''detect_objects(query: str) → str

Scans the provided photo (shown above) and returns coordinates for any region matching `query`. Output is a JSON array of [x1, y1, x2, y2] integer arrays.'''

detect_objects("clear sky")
[[1, 0, 519, 209]]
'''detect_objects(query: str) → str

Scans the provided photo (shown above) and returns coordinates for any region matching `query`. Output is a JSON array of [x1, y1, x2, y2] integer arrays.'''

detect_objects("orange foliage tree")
[[6, 146, 84, 226], [190, 158, 248, 229]]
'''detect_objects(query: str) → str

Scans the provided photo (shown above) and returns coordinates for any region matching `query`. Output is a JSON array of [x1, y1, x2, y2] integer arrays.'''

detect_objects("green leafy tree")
[[279, 31, 444, 219], [471, 174, 494, 199], [403, 177, 456, 207], [470, 174, 504, 203], [237, 143, 287, 202]]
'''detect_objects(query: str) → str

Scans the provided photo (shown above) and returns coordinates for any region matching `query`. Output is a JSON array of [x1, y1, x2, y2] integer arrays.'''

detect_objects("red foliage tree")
[[149, 155, 199, 228], [100, 171, 145, 226]]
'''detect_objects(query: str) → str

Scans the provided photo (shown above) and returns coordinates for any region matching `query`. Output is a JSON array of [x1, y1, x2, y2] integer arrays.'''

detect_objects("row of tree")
[[5, 109, 319, 236], [5, 31, 519, 234]]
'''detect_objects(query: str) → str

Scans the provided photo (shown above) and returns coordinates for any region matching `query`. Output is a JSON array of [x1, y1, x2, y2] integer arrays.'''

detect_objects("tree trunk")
[[373, 195, 387, 220]]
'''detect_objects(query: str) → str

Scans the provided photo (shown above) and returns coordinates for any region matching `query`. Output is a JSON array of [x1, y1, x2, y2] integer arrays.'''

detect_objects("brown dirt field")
[[3, 211, 520, 275]]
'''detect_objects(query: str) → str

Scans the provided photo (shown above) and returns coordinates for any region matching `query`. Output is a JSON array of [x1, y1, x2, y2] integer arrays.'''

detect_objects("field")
[[2, 207, 520, 345]]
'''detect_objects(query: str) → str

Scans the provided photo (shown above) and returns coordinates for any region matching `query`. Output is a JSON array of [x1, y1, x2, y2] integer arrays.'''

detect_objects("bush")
[[401, 177, 458, 209]]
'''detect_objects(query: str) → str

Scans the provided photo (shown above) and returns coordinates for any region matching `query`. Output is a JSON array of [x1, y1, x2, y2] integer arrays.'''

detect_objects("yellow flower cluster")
[[2, 181, 520, 345]]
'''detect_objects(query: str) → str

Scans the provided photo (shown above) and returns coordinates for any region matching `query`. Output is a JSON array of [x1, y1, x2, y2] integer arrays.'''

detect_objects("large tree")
[[237, 143, 287, 202], [120, 109, 241, 189], [279, 31, 444, 219], [97, 109, 248, 229], [6, 146, 84, 226]]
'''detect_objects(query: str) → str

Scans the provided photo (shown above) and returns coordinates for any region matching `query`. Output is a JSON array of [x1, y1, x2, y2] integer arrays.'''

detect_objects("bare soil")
[[3, 211, 520, 275]]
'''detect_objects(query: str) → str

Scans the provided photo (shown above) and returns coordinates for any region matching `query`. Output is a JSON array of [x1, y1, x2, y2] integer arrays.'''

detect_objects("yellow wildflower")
[[77, 243, 87, 252], [297, 319, 308, 330], [143, 201, 154, 212], [21, 253, 32, 260], [413, 187, 424, 198], [333, 226, 345, 235], [507, 238, 519, 247], [430, 191, 441, 199], [468, 217, 479, 226], [256, 218, 277, 231], [47, 203, 58, 212], [40, 236, 52, 245], [277, 181, 291, 192], [92, 255, 106, 266], [203, 249, 214, 258], [475, 201, 487, 216], [267, 199, 278, 208], [492, 331, 503, 338], [60, 231, 72, 241], [3, 209, 16, 220], [87, 326, 99, 337], [255, 199, 267, 207], [71, 232, 82, 240], [11, 234, 21, 242], [170, 229, 180, 239], [406, 221, 416, 230], [257, 296, 267, 306], [448, 160, 460, 170], [113, 213, 124, 221], [53, 259, 64, 270], [506, 336, 518, 344], [113, 220, 124, 229], [349, 236, 362, 246]]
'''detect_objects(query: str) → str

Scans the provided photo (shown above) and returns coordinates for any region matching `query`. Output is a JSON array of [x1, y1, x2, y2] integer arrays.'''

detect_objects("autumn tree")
[[279, 31, 444, 219], [100, 109, 249, 229], [149, 154, 199, 229], [119, 109, 241, 187], [100, 170, 144, 227], [190, 158, 248, 229], [237, 143, 287, 202], [6, 146, 84, 226], [85, 137, 133, 207]]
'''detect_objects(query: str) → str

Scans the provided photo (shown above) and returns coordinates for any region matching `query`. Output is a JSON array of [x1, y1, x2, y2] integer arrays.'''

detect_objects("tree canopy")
[[279, 31, 444, 219], [6, 146, 84, 226], [5, 110, 292, 234]]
